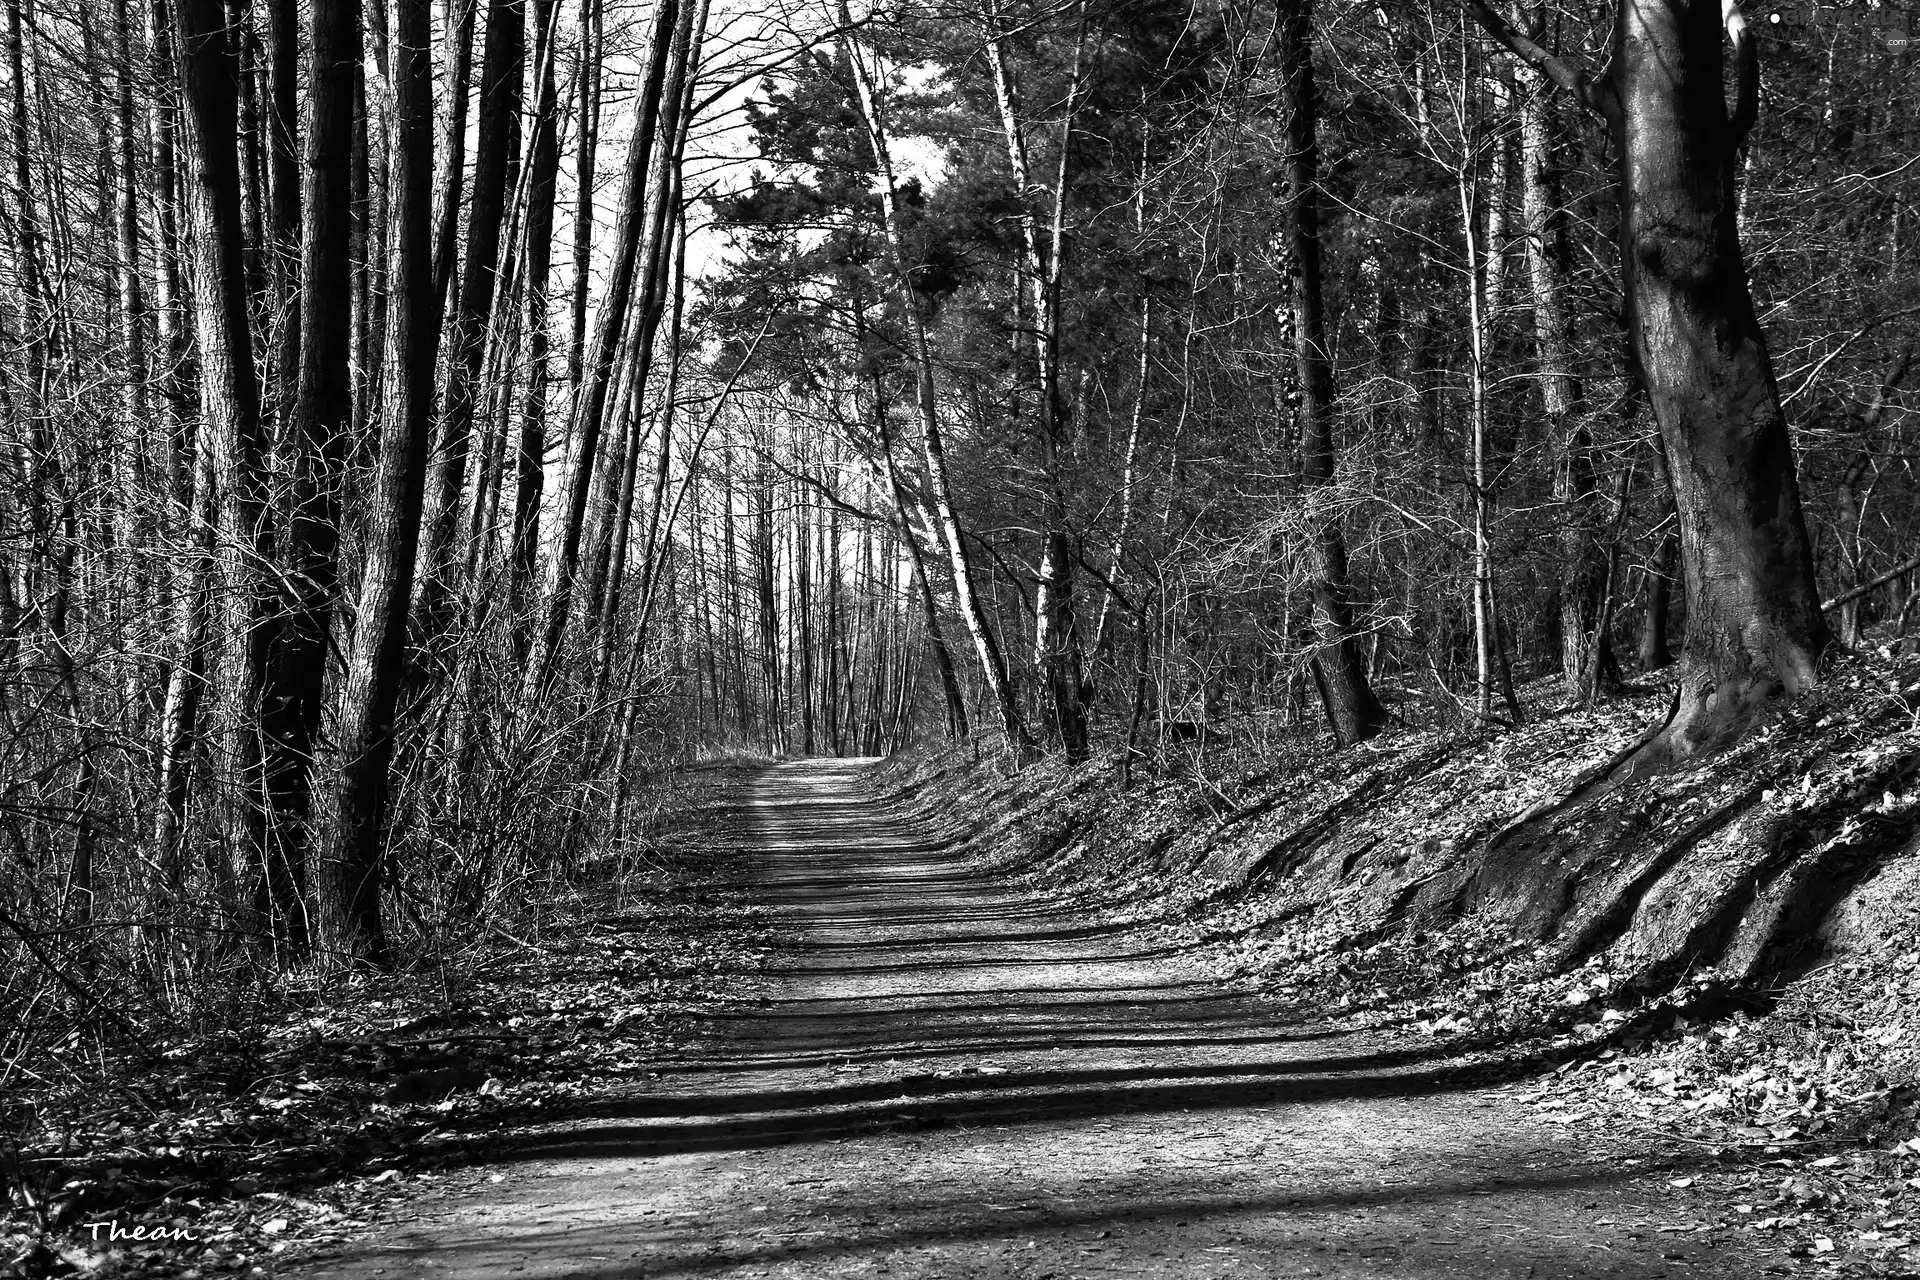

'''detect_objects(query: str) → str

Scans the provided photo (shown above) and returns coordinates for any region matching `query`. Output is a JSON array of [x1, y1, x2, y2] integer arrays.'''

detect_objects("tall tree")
[[1514, 11, 1609, 701], [253, 0, 363, 954], [173, 0, 279, 930], [1278, 0, 1386, 746], [522, 0, 682, 702], [838, 9, 1033, 754], [983, 0, 1090, 759], [510, 0, 564, 646], [1469, 0, 1830, 767], [263, 0, 300, 415], [415, 0, 525, 627], [310, 0, 440, 965]]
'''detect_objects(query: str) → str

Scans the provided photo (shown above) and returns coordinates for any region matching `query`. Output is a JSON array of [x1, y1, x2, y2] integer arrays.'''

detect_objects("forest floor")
[[245, 759, 1829, 1278], [13, 735, 1918, 1278], [0, 765, 780, 1280]]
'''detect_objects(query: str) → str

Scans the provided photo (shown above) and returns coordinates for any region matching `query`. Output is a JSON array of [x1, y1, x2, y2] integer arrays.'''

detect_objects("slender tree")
[[173, 0, 279, 929], [310, 0, 440, 965], [838, 9, 1032, 753], [1278, 0, 1386, 746], [523, 0, 682, 703], [415, 0, 525, 627]]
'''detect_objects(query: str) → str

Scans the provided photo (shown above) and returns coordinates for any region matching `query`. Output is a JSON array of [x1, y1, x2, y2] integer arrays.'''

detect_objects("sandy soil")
[[290, 759, 1783, 1279]]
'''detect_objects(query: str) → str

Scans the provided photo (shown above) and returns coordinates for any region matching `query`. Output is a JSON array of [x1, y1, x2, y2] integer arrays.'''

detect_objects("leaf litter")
[[1, 767, 779, 1279]]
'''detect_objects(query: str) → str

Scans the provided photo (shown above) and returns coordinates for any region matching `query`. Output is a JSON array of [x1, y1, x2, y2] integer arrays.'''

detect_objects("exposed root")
[[1460, 659, 1920, 988]]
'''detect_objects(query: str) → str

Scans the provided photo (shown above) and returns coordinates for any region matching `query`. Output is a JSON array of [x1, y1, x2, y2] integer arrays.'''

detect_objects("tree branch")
[[1465, 0, 1620, 129], [1823, 552, 1920, 614]]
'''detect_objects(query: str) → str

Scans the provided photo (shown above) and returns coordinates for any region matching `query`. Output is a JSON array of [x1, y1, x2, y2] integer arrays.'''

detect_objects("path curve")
[[299, 759, 1766, 1278]]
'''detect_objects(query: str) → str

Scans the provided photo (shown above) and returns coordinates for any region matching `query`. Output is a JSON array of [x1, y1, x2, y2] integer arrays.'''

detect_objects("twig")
[[1822, 552, 1920, 613]]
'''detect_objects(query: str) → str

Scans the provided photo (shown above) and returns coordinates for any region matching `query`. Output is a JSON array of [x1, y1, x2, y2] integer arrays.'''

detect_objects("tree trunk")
[[1470, 0, 1830, 768], [253, 0, 361, 956], [523, 0, 682, 703], [1616, 0, 1828, 764], [1517, 44, 1609, 700], [983, 4, 1087, 759], [310, 0, 439, 967], [1638, 503, 1678, 670], [430, 0, 476, 312], [416, 0, 524, 629], [111, 0, 151, 555], [566, 0, 600, 394], [510, 0, 562, 652], [174, 0, 278, 934], [874, 377, 969, 741], [262, 0, 299, 420], [586, 0, 703, 695], [1278, 0, 1386, 747], [839, 12, 1031, 755]]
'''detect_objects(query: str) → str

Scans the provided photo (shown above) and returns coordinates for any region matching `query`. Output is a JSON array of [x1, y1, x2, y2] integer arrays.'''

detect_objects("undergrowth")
[[1, 765, 776, 1279]]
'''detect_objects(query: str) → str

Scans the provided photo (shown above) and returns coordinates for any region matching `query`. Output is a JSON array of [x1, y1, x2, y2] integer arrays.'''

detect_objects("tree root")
[[1452, 680, 1920, 989]]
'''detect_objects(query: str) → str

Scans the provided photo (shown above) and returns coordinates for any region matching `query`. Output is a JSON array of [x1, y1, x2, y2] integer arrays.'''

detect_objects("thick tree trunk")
[[253, 0, 362, 957], [1278, 0, 1386, 747], [310, 0, 439, 967], [1615, 0, 1828, 766], [1469, 0, 1830, 768]]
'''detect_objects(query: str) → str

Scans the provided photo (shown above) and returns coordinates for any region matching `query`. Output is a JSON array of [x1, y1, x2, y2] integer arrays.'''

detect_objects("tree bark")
[[430, 0, 476, 312], [174, 0, 279, 932], [415, 0, 524, 628], [310, 0, 439, 967], [253, 0, 362, 956], [1615, 0, 1828, 762], [1470, 0, 1830, 767], [871, 364, 969, 740], [1516, 38, 1609, 699], [510, 0, 563, 652], [262, 0, 300, 420], [1278, 0, 1386, 747], [111, 0, 151, 554], [566, 0, 600, 394], [839, 11, 1031, 755]]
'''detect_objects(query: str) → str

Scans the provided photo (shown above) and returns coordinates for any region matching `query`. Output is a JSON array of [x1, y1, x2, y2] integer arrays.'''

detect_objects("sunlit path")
[[296, 760, 1762, 1278]]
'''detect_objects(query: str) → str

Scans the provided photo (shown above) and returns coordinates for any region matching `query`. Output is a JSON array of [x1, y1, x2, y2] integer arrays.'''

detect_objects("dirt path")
[[296, 759, 1780, 1278]]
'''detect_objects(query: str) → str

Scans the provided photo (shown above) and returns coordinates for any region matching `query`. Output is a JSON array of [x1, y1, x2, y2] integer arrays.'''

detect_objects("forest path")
[[297, 759, 1768, 1279]]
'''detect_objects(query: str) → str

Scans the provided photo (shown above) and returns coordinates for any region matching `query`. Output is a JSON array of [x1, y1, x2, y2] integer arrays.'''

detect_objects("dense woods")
[[0, 0, 1914, 1077]]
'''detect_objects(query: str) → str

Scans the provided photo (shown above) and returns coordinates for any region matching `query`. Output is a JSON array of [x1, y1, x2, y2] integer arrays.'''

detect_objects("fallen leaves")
[[1, 782, 781, 1275]]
